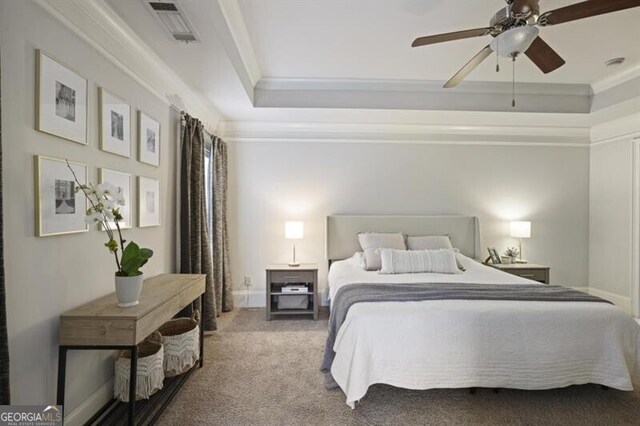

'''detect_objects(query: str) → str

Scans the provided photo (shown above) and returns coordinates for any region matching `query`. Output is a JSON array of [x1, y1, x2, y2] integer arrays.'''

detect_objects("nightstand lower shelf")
[[269, 309, 315, 316]]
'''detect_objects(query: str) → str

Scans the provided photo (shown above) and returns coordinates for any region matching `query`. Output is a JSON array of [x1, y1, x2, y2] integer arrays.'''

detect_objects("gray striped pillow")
[[379, 248, 460, 274]]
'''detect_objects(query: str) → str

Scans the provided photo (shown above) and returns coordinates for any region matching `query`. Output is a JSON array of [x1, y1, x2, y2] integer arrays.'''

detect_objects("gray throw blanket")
[[321, 282, 611, 374]]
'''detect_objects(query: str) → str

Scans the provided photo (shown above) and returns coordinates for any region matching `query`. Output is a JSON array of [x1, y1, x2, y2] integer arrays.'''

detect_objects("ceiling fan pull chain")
[[512, 55, 516, 108], [496, 36, 500, 72]]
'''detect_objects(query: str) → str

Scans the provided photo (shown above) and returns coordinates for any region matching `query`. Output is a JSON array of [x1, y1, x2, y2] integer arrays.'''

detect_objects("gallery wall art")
[[99, 88, 131, 158], [36, 50, 87, 145], [138, 176, 160, 227], [35, 155, 88, 237], [99, 168, 132, 230], [33, 48, 164, 237], [138, 111, 160, 167]]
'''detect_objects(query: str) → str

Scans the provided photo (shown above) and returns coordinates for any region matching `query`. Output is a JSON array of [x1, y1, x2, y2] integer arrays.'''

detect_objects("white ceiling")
[[105, 0, 640, 121], [107, 0, 254, 118], [239, 0, 640, 84]]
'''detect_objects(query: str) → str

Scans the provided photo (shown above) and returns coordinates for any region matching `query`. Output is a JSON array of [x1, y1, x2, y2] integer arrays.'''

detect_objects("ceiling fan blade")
[[539, 0, 640, 26], [524, 37, 566, 74], [443, 45, 493, 88], [412, 28, 491, 48]]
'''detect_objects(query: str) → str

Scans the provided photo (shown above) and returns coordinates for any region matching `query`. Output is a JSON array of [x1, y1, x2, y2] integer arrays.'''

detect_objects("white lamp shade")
[[510, 221, 531, 238], [285, 221, 304, 240]]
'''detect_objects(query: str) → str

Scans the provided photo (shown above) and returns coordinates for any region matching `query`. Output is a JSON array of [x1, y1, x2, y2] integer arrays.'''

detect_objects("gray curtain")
[[0, 47, 9, 404], [180, 114, 217, 331], [211, 136, 234, 313]]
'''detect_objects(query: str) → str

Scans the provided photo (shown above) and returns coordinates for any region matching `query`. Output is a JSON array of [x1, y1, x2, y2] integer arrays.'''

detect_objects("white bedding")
[[328, 254, 640, 408]]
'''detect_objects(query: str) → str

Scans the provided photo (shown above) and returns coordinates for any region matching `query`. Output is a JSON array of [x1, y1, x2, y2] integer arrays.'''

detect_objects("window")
[[204, 133, 213, 246]]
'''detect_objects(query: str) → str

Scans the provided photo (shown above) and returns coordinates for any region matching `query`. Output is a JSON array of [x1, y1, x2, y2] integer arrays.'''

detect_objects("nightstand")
[[489, 263, 550, 284], [266, 264, 318, 320]]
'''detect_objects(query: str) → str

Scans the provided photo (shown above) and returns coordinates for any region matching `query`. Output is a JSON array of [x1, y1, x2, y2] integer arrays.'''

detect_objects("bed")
[[323, 215, 640, 408]]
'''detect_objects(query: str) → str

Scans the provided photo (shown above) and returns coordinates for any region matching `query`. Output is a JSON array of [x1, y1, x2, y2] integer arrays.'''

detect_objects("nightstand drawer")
[[512, 269, 547, 282], [270, 270, 315, 283]]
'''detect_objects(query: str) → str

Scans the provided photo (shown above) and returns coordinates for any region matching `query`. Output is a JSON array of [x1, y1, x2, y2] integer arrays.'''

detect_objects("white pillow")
[[357, 232, 406, 271], [407, 235, 465, 271], [379, 248, 460, 274], [351, 252, 367, 269], [406, 235, 453, 250]]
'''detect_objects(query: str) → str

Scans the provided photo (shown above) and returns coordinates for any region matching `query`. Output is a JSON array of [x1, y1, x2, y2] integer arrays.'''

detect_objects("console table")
[[57, 274, 206, 425]]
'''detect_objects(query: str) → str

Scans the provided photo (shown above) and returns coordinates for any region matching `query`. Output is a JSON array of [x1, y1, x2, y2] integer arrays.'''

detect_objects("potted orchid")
[[67, 161, 153, 307]]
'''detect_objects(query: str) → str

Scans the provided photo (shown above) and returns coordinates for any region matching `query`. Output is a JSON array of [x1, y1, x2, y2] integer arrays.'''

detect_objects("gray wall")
[[589, 139, 633, 298], [1, 0, 177, 414], [228, 141, 591, 302]]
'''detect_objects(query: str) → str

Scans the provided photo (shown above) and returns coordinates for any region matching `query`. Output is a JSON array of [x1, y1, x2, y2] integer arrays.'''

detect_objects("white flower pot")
[[501, 256, 513, 264], [115, 274, 144, 307]]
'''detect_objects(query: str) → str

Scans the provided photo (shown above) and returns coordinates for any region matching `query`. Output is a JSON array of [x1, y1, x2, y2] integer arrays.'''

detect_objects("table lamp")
[[285, 221, 304, 266], [510, 221, 531, 263]]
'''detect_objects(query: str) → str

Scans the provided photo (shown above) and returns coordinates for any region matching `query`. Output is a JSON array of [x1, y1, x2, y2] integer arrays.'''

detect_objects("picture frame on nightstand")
[[487, 247, 501, 264]]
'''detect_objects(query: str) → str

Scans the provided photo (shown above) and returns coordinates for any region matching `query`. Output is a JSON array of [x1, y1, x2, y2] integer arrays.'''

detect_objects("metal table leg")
[[199, 294, 204, 368], [56, 346, 67, 410], [128, 345, 137, 425]]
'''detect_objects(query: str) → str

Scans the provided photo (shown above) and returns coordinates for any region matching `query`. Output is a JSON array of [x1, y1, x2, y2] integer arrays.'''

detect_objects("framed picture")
[[99, 88, 131, 157], [138, 111, 160, 167], [36, 50, 87, 144], [487, 247, 501, 264], [34, 155, 88, 237], [99, 168, 132, 230], [138, 176, 160, 227]]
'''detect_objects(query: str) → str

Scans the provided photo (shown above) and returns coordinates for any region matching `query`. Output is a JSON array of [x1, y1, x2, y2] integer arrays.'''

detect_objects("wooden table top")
[[60, 274, 206, 346], [61, 274, 205, 320]]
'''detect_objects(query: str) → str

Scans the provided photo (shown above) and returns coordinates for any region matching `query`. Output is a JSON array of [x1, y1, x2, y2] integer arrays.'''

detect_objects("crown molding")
[[254, 77, 592, 114], [213, 0, 261, 98], [591, 62, 640, 94], [590, 113, 640, 144], [35, 0, 221, 133], [221, 121, 590, 146], [257, 77, 592, 96]]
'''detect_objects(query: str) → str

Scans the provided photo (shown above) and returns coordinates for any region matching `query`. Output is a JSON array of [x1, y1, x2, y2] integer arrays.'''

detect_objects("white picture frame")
[[138, 111, 160, 167], [138, 176, 160, 227], [99, 168, 133, 230], [36, 50, 88, 145], [99, 88, 131, 157], [35, 155, 88, 237]]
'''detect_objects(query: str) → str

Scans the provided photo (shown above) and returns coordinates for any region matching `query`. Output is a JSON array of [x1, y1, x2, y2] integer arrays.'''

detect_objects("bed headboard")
[[326, 215, 482, 261]]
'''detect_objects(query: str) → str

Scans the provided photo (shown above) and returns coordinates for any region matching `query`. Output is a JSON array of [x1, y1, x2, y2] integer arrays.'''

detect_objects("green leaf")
[[119, 242, 154, 276]]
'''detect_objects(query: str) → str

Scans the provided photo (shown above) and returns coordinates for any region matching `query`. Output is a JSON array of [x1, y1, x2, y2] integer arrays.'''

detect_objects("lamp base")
[[288, 262, 300, 267], [515, 259, 528, 264]]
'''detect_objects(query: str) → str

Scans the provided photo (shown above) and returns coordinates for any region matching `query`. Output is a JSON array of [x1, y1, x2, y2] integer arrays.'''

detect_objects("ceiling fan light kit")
[[410, 0, 640, 102], [490, 26, 539, 58]]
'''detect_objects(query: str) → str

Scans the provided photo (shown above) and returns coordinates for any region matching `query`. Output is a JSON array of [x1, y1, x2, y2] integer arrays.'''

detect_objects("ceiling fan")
[[411, 0, 640, 90]]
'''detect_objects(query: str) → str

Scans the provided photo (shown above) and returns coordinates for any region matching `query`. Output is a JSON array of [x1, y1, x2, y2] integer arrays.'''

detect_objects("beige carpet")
[[157, 308, 640, 425]]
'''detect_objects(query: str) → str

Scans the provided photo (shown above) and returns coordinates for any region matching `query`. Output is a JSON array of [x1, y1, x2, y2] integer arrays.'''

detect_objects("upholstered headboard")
[[326, 215, 482, 261]]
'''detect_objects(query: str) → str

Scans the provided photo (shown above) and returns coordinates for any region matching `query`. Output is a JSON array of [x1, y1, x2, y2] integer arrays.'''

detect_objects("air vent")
[[144, 0, 199, 43]]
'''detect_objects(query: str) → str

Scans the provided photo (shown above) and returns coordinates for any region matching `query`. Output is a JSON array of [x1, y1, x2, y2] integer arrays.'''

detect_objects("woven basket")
[[114, 332, 164, 402], [158, 310, 200, 377]]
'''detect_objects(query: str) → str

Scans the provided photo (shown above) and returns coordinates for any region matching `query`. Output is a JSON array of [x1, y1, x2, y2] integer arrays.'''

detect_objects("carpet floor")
[[157, 308, 640, 425]]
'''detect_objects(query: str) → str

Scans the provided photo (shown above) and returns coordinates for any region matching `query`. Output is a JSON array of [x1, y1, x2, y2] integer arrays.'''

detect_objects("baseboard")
[[233, 289, 264, 308], [65, 379, 113, 426], [233, 289, 330, 308], [587, 287, 632, 314]]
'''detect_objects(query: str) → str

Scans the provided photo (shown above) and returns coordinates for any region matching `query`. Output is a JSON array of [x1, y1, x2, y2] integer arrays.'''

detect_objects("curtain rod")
[[173, 104, 215, 138]]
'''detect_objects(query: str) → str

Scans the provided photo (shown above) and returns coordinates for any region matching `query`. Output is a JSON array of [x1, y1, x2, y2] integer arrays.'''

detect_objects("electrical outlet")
[[243, 275, 252, 287]]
